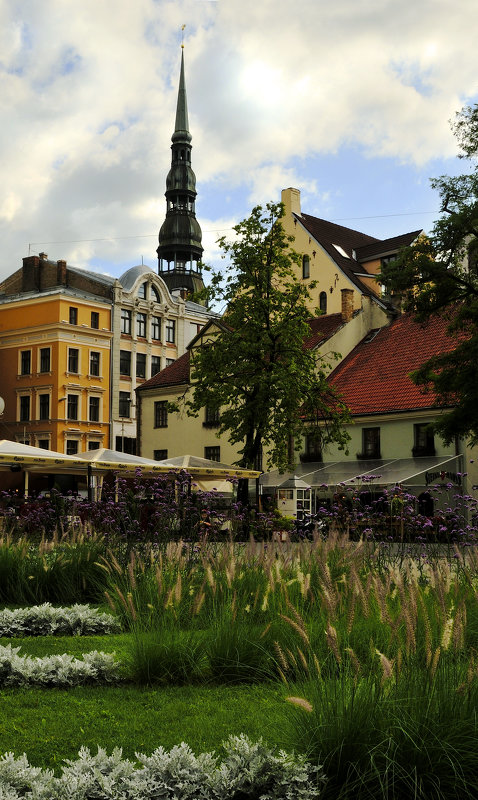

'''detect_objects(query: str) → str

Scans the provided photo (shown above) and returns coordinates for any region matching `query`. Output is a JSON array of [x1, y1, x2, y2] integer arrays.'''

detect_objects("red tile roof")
[[304, 313, 345, 349], [329, 313, 459, 415], [136, 351, 190, 391]]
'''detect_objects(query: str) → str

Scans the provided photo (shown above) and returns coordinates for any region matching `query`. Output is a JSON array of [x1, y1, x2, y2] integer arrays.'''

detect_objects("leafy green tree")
[[186, 202, 350, 477], [381, 104, 478, 445]]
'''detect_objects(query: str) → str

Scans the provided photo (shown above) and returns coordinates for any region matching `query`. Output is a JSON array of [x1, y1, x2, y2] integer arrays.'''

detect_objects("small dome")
[[119, 264, 155, 292]]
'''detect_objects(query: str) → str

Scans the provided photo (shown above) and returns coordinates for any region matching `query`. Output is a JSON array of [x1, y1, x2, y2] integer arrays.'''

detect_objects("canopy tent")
[[260, 455, 464, 493], [0, 441, 260, 498], [155, 455, 261, 481]]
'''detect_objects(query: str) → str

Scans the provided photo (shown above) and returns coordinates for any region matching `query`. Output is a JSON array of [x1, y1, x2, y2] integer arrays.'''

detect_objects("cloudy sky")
[[0, 0, 477, 283]]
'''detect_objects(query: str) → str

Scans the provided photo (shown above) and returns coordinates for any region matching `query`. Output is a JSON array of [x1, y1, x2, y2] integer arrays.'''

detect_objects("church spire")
[[157, 46, 204, 297], [173, 49, 190, 141]]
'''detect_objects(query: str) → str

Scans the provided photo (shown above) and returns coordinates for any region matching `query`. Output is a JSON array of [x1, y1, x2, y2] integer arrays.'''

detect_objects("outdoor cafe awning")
[[260, 455, 464, 492], [0, 441, 261, 481]]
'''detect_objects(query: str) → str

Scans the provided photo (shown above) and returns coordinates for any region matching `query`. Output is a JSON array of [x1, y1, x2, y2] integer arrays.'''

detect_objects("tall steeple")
[[157, 48, 204, 296]]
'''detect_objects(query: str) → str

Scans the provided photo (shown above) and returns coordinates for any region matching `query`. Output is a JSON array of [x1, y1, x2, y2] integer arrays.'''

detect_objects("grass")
[[5, 529, 478, 795], [0, 683, 287, 770]]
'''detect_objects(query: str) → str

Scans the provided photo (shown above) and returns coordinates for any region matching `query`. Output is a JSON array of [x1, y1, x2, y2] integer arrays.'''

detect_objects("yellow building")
[[0, 254, 112, 454], [136, 188, 422, 466]]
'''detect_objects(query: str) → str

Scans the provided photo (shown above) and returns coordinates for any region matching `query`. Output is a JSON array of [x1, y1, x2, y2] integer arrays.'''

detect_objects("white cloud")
[[0, 0, 476, 280]]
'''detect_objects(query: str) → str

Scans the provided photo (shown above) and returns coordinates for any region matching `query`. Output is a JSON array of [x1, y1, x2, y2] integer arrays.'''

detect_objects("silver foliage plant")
[[0, 645, 120, 687], [0, 604, 120, 637], [0, 735, 325, 799]]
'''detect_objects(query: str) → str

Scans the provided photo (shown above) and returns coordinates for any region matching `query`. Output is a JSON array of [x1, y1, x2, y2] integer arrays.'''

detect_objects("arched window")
[[137, 282, 147, 299], [319, 291, 327, 313], [302, 255, 310, 279], [151, 285, 161, 302]]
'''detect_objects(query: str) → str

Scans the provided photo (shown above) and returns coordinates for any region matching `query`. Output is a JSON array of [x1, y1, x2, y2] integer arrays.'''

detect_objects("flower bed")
[[0, 735, 324, 799], [0, 604, 120, 637], [0, 645, 120, 687]]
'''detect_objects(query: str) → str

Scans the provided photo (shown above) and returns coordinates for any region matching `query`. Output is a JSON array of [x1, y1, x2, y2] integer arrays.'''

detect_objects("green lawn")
[[0, 684, 288, 770], [0, 633, 289, 771]]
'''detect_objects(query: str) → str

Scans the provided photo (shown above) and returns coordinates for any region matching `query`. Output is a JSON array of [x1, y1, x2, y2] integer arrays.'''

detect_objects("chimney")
[[341, 288, 354, 323], [57, 259, 67, 286], [22, 255, 40, 292]]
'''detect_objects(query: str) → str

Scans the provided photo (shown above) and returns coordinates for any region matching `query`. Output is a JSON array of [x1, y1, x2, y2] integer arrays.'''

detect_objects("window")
[[136, 353, 146, 378], [66, 440, 79, 455], [88, 441, 100, 450], [89, 396, 100, 422], [20, 350, 31, 375], [151, 285, 160, 302], [119, 392, 131, 418], [154, 449, 168, 461], [39, 394, 50, 421], [121, 308, 132, 335], [137, 282, 147, 299], [154, 400, 168, 428], [359, 428, 381, 459], [302, 255, 310, 279], [204, 406, 220, 427], [39, 348, 51, 373], [413, 423, 435, 457], [68, 348, 79, 374], [319, 291, 327, 313], [19, 396, 30, 422], [165, 358, 175, 367], [115, 436, 136, 454], [67, 394, 79, 421], [151, 355, 161, 376], [119, 350, 131, 376], [301, 435, 322, 462], [165, 319, 175, 343], [205, 446, 221, 462], [91, 311, 99, 329], [90, 351, 100, 376], [38, 440, 49, 450], [151, 316, 161, 340], [69, 307, 78, 325], [136, 313, 146, 338]]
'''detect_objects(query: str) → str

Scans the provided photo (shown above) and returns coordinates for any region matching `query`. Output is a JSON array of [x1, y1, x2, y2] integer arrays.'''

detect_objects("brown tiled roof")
[[297, 213, 378, 294], [354, 230, 422, 262], [136, 351, 190, 391], [329, 313, 459, 415], [304, 313, 345, 349], [136, 313, 346, 391]]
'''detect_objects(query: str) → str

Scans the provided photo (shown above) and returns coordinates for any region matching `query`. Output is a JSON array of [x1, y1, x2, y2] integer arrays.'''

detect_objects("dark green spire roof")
[[157, 48, 204, 296], [173, 49, 191, 143]]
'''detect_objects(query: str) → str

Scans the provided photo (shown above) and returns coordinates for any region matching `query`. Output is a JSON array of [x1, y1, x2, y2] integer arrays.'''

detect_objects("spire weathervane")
[[181, 24, 185, 48]]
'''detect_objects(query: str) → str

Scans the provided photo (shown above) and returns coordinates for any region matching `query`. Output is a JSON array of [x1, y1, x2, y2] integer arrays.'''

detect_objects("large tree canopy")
[[381, 104, 478, 445], [187, 202, 350, 472]]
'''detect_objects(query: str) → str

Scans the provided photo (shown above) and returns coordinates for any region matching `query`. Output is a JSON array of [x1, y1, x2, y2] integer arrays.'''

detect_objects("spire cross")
[[181, 24, 185, 49]]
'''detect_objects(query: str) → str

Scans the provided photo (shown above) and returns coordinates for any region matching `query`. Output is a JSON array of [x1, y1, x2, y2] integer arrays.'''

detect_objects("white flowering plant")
[[0, 604, 120, 637], [0, 735, 326, 799], [0, 645, 120, 687]]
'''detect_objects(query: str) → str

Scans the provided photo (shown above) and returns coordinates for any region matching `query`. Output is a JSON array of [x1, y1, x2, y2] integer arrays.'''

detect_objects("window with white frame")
[[19, 395, 30, 422], [151, 316, 161, 340], [165, 319, 175, 343], [90, 351, 100, 377], [39, 347, 51, 373], [20, 350, 31, 376], [67, 394, 79, 421], [67, 348, 79, 374], [121, 308, 132, 334], [136, 313, 146, 338], [89, 396, 100, 422], [38, 394, 50, 421]]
